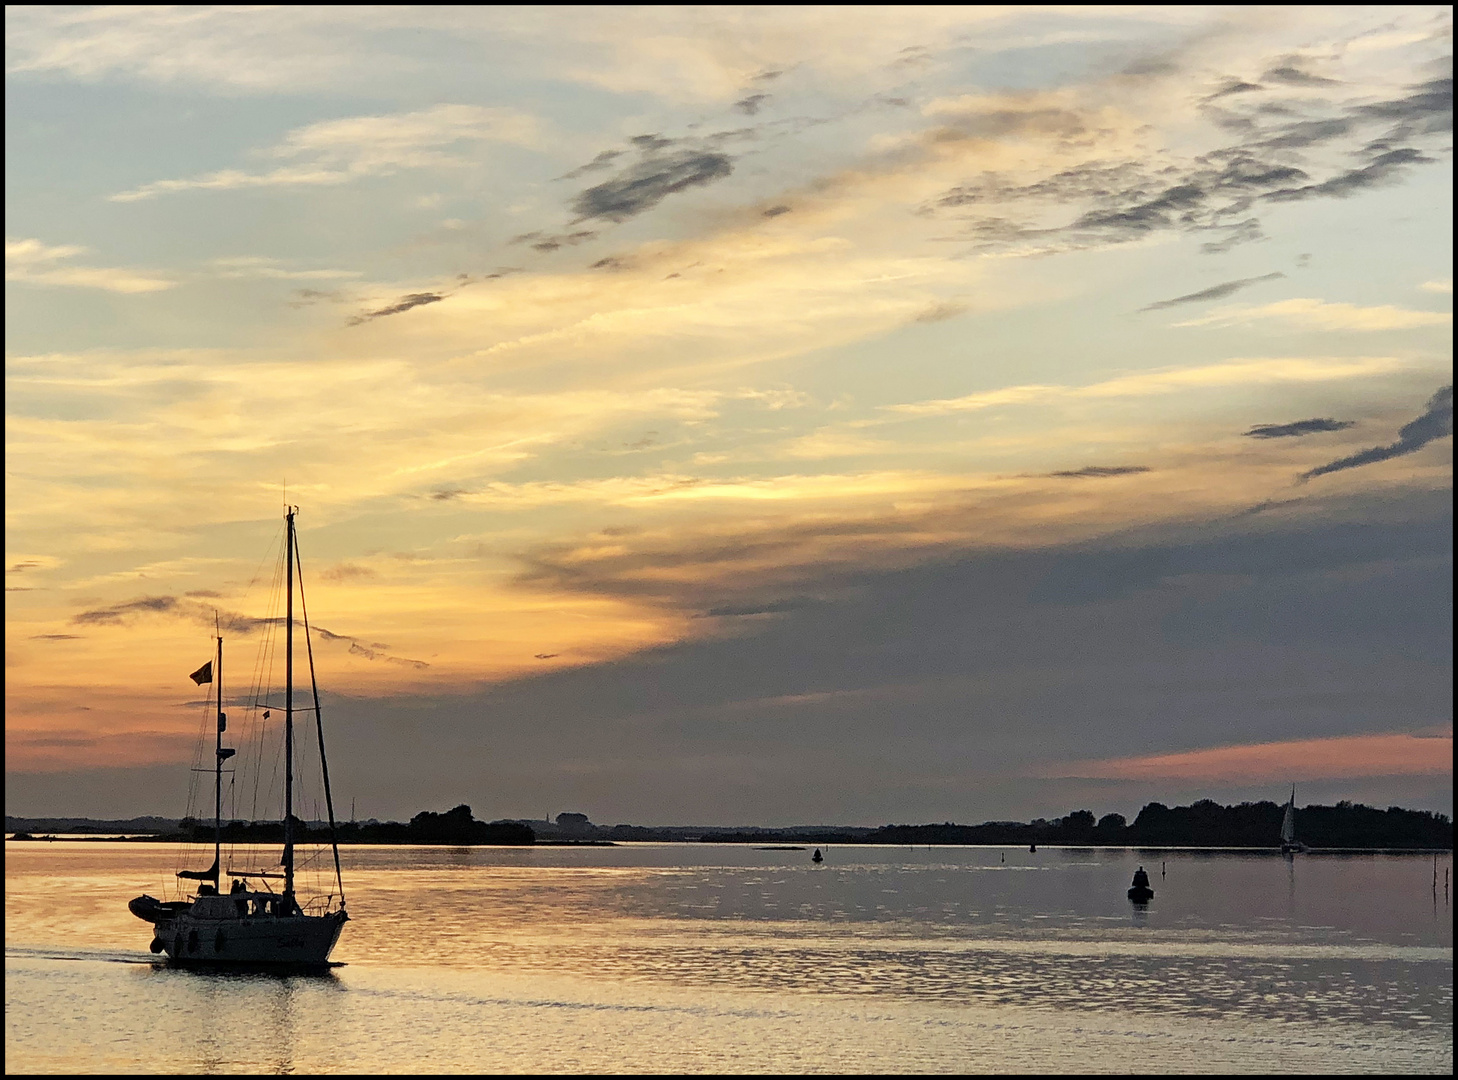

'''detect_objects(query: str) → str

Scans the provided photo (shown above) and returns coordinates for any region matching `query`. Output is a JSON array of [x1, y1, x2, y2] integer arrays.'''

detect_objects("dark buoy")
[[1029, 842, 1036, 853], [1128, 865, 1154, 904], [812, 847, 823, 864]]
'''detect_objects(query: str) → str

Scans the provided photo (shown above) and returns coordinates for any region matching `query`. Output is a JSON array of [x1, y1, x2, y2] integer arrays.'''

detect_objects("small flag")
[[189, 661, 213, 685], [262, 710, 270, 720]]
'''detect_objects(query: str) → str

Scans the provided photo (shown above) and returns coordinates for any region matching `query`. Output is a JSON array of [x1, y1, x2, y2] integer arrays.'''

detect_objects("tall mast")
[[284, 506, 295, 898], [213, 629, 223, 887]]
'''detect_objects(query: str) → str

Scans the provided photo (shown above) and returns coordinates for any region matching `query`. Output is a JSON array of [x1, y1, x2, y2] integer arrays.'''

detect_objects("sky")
[[5, 5, 1452, 825]]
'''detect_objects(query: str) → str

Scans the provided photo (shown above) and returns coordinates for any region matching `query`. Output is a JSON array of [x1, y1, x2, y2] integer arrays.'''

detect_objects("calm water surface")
[[5, 842, 1452, 1073]]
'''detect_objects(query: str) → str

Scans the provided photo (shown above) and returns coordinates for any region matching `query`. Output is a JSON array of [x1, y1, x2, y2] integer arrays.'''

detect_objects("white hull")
[[153, 908, 346, 969]]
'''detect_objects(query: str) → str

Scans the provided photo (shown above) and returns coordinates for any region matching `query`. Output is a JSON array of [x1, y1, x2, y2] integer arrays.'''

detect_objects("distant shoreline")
[[6, 834, 1450, 855], [8, 798, 1452, 850]]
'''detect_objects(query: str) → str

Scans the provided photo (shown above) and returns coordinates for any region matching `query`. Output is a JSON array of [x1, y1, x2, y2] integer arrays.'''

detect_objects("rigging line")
[[255, 535, 289, 823], [293, 521, 346, 906], [244, 540, 279, 822], [239, 519, 286, 605]]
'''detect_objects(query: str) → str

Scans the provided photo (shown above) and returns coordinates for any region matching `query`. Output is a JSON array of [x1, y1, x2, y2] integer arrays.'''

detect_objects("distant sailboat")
[[128, 507, 349, 969], [1279, 785, 1308, 855]]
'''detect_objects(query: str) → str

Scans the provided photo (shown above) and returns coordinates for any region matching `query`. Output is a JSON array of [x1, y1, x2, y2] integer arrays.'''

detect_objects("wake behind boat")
[[129, 507, 348, 970]]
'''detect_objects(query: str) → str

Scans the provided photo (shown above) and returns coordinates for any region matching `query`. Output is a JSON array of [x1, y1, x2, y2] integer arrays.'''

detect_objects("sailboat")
[[1279, 785, 1308, 855], [128, 507, 349, 970]]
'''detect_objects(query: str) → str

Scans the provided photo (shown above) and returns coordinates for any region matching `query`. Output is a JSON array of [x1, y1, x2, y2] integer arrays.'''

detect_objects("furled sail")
[[177, 856, 219, 882], [1280, 789, 1296, 845]]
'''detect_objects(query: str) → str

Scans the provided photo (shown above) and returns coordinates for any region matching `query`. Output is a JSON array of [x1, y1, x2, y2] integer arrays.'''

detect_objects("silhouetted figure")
[[812, 848, 823, 864], [1128, 865, 1154, 903], [1001, 852, 1005, 863]]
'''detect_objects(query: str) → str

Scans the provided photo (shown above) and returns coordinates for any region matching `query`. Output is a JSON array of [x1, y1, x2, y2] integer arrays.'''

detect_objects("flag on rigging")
[[189, 661, 212, 685]]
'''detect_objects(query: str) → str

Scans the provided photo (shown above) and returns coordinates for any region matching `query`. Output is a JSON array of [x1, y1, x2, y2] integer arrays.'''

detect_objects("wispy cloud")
[[1139, 272, 1284, 312], [1302, 384, 1453, 480], [1243, 418, 1355, 439], [1421, 277, 1452, 293], [209, 257, 362, 281], [1046, 466, 1151, 479], [6, 238, 174, 293], [885, 356, 1412, 417], [347, 292, 446, 326], [109, 104, 540, 202], [1043, 732, 1453, 782], [1175, 298, 1452, 331]]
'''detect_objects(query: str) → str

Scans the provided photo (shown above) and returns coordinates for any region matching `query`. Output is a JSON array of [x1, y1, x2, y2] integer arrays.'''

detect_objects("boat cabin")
[[187, 888, 302, 921]]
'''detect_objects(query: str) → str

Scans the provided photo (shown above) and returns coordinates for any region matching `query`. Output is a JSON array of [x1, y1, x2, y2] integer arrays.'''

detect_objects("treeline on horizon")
[[8, 799, 1453, 849]]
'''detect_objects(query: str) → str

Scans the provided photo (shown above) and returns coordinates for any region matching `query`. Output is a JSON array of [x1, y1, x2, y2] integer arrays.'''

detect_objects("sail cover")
[[177, 856, 219, 882]]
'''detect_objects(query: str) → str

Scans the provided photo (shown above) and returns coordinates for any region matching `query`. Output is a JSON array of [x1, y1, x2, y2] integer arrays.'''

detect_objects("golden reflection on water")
[[6, 842, 1453, 1074]]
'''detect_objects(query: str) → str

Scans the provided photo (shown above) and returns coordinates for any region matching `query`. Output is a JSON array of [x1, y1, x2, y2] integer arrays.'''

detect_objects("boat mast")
[[213, 626, 223, 887], [284, 506, 295, 899]]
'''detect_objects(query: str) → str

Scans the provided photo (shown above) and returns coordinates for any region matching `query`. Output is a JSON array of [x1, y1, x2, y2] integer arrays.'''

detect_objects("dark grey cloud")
[[571, 148, 734, 224], [1302, 385, 1453, 480], [1262, 63, 1338, 86], [346, 640, 429, 668], [511, 229, 599, 253], [347, 292, 444, 326], [1047, 466, 1152, 479], [315, 626, 428, 669], [1252, 116, 1353, 150], [1206, 80, 1264, 101], [762, 205, 791, 218], [301, 489, 1452, 824], [1139, 271, 1284, 311], [1200, 218, 1264, 254], [72, 593, 291, 638], [926, 70, 1450, 256], [31, 633, 82, 640], [1244, 418, 1356, 439], [734, 93, 770, 115], [1264, 147, 1432, 202], [1353, 75, 1452, 132], [558, 149, 624, 180], [72, 595, 179, 624], [20, 486, 1451, 823]]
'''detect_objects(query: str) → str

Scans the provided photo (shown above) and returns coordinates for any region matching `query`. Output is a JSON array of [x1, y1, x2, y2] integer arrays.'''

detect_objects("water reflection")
[[136, 963, 344, 1074], [6, 843, 1452, 1073]]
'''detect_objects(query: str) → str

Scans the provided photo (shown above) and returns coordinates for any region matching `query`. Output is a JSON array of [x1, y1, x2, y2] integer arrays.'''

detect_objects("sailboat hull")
[[153, 909, 347, 970]]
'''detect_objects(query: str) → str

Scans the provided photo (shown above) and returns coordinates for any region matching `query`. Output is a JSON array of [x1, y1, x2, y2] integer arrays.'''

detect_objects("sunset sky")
[[6, 6, 1451, 824]]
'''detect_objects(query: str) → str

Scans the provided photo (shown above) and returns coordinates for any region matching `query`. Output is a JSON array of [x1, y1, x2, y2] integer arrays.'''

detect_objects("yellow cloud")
[[6, 237, 174, 292], [885, 355, 1414, 416]]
